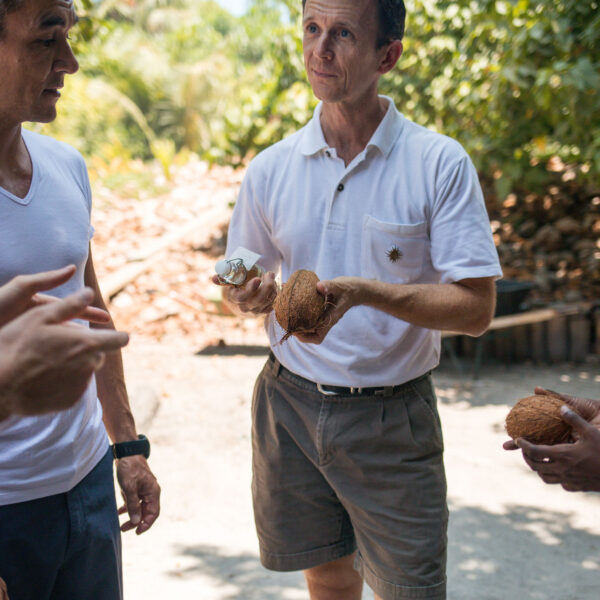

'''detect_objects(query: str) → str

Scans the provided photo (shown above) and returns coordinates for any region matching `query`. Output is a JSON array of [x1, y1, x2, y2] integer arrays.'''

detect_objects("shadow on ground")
[[196, 343, 270, 356], [447, 502, 600, 599], [167, 544, 304, 599], [166, 502, 600, 600]]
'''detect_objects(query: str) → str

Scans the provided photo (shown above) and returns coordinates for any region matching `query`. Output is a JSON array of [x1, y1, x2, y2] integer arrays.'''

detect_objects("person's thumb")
[[560, 406, 594, 437], [560, 396, 598, 423]]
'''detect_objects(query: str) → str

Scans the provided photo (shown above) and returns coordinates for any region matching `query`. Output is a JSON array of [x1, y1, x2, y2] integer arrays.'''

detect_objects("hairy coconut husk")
[[273, 269, 327, 342], [505, 394, 573, 445]]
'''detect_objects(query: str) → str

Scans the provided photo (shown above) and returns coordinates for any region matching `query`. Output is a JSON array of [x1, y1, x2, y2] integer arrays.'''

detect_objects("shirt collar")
[[299, 95, 404, 158]]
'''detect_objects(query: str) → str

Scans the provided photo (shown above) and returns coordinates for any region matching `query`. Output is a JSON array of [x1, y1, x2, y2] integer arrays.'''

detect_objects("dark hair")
[[302, 0, 406, 48], [0, 0, 24, 37]]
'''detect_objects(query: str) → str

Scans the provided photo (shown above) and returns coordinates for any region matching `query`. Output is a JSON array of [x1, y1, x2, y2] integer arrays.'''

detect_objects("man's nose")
[[315, 33, 333, 59], [53, 39, 79, 75]]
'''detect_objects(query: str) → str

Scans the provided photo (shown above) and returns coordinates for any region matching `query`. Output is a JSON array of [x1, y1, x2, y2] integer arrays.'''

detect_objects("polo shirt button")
[[337, 183, 344, 192], [325, 151, 331, 157]]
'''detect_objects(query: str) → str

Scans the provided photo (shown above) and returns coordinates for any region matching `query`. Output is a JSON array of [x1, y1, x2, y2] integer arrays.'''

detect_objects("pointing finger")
[[20, 265, 77, 296]]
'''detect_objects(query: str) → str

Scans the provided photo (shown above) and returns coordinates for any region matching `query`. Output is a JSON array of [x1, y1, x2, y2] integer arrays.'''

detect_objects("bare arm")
[[84, 246, 161, 534], [295, 275, 496, 344], [84, 251, 136, 443]]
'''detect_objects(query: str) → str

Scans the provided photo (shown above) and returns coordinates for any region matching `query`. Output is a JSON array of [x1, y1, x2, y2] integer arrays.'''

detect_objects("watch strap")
[[111, 434, 150, 459]]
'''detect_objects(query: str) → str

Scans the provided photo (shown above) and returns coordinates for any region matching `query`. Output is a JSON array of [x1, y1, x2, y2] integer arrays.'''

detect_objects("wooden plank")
[[100, 207, 230, 301], [441, 305, 588, 339]]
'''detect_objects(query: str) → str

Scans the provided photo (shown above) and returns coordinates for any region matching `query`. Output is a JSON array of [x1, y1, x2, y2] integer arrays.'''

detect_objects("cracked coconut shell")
[[505, 394, 573, 445], [273, 269, 326, 342]]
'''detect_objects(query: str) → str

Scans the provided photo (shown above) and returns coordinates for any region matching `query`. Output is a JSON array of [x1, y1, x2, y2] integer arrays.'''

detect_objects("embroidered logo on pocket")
[[386, 245, 403, 263]]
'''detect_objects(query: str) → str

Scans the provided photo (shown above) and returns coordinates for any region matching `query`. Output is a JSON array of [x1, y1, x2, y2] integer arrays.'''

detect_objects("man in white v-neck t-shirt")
[[0, 2, 160, 599], [214, 1, 502, 599]]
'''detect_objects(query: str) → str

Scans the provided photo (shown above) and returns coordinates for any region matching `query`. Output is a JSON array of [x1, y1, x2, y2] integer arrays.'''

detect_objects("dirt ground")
[[118, 334, 600, 600]]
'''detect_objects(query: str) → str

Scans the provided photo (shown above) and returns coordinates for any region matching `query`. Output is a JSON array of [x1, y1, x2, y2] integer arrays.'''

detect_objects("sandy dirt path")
[[119, 337, 600, 600]]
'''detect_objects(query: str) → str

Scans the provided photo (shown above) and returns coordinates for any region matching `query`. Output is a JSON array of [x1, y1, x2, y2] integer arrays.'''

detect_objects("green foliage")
[[44, 0, 598, 196], [381, 0, 600, 195]]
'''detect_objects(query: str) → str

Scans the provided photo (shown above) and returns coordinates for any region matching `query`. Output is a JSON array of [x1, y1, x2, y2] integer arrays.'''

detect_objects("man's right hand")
[[0, 287, 129, 420], [0, 265, 110, 327], [211, 271, 278, 316]]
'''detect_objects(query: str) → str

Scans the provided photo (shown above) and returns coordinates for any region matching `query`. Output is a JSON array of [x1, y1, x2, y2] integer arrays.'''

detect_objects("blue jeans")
[[0, 448, 122, 600]]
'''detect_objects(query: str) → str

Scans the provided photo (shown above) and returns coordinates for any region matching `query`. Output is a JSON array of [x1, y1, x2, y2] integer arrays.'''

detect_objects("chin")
[[29, 109, 58, 124]]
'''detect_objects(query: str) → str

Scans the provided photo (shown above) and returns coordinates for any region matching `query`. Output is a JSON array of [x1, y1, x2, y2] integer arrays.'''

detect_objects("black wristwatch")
[[111, 434, 150, 460]]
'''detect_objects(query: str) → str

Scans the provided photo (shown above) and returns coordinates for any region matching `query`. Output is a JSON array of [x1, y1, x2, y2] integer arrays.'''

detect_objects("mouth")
[[311, 68, 336, 79], [42, 84, 63, 98]]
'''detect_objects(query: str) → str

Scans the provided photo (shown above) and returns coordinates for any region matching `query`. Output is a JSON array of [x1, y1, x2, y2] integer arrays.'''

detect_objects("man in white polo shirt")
[[217, 0, 501, 598]]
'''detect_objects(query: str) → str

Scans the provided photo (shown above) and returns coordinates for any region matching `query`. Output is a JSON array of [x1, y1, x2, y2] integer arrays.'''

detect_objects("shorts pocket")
[[360, 216, 429, 284]]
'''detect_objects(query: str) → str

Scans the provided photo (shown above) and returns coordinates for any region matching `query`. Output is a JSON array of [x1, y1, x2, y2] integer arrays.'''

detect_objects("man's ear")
[[378, 40, 403, 75]]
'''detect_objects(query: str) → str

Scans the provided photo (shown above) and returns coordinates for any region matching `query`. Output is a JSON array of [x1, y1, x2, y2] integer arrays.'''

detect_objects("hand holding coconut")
[[503, 388, 600, 492], [273, 272, 361, 344], [213, 269, 279, 317]]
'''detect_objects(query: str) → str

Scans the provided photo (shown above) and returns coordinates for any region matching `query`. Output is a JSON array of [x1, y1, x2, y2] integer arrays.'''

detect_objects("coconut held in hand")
[[505, 394, 574, 445], [273, 269, 327, 342]]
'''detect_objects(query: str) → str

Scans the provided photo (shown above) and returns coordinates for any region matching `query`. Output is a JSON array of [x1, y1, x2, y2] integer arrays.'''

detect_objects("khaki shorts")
[[251, 355, 448, 600]]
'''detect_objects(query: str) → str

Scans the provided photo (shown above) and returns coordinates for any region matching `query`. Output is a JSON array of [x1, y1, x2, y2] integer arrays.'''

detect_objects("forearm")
[[352, 278, 495, 336], [85, 250, 137, 442], [92, 319, 137, 443]]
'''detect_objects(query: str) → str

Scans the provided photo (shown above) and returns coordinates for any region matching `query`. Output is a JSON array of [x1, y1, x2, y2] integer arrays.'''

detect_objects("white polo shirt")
[[227, 97, 502, 387]]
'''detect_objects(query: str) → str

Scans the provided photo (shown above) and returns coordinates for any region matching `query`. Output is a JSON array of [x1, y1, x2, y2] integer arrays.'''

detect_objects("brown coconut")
[[273, 269, 327, 342], [505, 394, 573, 445]]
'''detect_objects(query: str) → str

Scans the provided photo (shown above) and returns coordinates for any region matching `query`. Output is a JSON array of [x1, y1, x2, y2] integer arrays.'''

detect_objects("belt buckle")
[[316, 382, 340, 396]]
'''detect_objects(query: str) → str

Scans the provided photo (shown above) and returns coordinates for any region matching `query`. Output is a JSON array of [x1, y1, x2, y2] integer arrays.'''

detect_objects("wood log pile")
[[484, 176, 600, 306]]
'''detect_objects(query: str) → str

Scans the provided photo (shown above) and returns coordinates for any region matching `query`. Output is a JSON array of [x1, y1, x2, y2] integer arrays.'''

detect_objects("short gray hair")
[[0, 0, 25, 37]]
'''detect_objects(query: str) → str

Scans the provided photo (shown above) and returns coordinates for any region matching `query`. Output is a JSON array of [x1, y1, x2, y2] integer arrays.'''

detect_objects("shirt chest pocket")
[[360, 216, 429, 284]]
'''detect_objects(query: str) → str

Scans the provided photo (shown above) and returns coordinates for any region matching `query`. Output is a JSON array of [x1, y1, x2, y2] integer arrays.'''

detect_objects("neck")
[[0, 122, 32, 198], [320, 94, 388, 165]]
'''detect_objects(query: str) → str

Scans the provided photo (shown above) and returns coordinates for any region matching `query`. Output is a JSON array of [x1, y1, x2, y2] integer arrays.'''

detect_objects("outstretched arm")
[[504, 388, 600, 492], [294, 275, 496, 344]]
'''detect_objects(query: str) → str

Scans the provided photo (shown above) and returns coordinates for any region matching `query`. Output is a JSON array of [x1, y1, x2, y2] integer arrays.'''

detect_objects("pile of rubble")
[[486, 177, 599, 306]]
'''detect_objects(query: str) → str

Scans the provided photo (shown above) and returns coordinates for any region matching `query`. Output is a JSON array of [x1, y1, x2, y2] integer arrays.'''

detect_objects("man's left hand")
[[293, 277, 361, 344], [116, 455, 161, 534]]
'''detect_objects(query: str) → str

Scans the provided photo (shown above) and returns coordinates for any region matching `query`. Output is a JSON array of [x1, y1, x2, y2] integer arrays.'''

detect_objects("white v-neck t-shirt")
[[226, 97, 502, 387], [0, 128, 108, 505]]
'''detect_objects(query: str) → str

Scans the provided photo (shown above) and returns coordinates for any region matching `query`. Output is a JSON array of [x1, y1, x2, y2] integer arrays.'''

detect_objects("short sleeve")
[[430, 155, 502, 283], [226, 161, 282, 273]]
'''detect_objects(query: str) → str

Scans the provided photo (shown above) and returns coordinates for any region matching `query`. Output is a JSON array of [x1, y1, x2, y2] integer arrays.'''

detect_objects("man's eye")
[[307, 24, 318, 34], [41, 38, 56, 47], [340, 29, 351, 38]]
